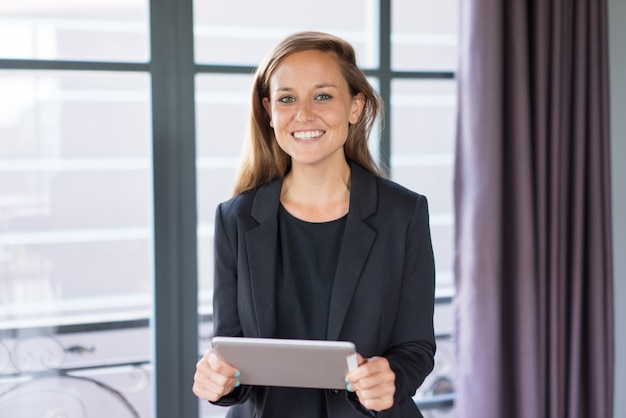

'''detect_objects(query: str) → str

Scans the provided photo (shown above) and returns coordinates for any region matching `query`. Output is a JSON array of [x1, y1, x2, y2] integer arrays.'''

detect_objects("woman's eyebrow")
[[274, 83, 338, 92], [314, 83, 338, 89]]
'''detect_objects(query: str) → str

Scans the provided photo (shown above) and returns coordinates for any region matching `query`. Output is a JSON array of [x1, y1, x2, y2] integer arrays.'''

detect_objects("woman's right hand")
[[193, 348, 241, 402]]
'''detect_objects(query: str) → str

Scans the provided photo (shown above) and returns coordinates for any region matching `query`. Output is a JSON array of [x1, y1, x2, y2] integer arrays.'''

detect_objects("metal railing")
[[0, 296, 454, 416]]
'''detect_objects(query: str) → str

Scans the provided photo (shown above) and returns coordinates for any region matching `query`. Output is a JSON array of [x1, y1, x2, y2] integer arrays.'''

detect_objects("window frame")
[[0, 1, 455, 416]]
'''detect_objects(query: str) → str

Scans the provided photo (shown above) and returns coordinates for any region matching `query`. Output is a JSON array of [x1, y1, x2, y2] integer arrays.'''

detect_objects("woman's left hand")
[[345, 354, 396, 411]]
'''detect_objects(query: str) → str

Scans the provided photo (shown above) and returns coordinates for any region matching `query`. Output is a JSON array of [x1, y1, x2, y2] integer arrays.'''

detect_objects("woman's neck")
[[280, 160, 351, 222]]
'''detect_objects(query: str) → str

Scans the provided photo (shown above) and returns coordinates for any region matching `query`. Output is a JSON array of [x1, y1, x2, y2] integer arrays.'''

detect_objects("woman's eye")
[[315, 93, 332, 101], [278, 96, 295, 103]]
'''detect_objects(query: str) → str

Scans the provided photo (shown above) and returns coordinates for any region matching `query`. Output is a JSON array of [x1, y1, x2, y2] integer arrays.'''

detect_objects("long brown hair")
[[232, 31, 383, 196]]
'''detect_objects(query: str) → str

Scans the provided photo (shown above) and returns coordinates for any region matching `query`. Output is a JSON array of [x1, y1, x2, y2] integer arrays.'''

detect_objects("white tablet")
[[211, 337, 358, 390]]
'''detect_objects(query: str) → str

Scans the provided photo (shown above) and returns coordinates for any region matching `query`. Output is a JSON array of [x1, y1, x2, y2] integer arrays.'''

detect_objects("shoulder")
[[375, 175, 426, 204], [349, 161, 428, 220], [375, 177, 430, 224], [357, 164, 427, 207], [350, 161, 425, 202], [217, 188, 256, 218], [216, 177, 283, 223]]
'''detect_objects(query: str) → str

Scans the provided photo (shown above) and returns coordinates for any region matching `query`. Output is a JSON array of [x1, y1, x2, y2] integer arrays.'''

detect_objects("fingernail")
[[235, 380, 241, 388], [344, 377, 349, 383], [346, 383, 352, 392], [235, 371, 241, 378]]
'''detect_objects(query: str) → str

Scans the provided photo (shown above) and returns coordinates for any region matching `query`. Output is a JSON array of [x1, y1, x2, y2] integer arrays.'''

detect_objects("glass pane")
[[0, 70, 153, 417], [195, 73, 252, 308], [193, 0, 379, 68], [392, 0, 458, 71], [0, 0, 149, 62], [195, 72, 253, 418], [390, 79, 456, 293]]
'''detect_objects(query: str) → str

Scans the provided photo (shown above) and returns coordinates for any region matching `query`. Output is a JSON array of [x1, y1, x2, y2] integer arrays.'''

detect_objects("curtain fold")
[[454, 0, 613, 417]]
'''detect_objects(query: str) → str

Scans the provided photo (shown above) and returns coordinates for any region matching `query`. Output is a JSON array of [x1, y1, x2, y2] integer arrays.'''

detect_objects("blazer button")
[[330, 389, 340, 395]]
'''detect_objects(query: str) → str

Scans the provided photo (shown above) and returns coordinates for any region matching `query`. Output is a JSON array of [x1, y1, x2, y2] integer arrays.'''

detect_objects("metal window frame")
[[149, 0, 198, 416]]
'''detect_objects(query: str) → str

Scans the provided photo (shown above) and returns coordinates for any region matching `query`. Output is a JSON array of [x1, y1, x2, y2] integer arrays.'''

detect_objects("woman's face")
[[263, 49, 364, 169]]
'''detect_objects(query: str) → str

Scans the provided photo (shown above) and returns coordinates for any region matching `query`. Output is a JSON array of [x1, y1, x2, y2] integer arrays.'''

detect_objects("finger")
[[195, 351, 239, 385], [350, 367, 395, 411], [193, 349, 241, 401], [345, 353, 368, 383], [200, 368, 240, 393], [348, 357, 395, 392], [193, 378, 239, 402], [207, 349, 240, 376], [356, 353, 366, 366], [346, 355, 386, 383]]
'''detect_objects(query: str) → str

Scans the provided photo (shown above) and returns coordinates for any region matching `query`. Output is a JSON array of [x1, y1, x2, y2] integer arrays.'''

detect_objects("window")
[[0, 0, 149, 62], [0, 1, 154, 417], [1, 1, 457, 417]]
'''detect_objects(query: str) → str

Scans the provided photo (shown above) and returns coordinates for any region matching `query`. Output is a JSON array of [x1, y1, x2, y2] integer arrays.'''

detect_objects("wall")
[[609, 1, 626, 417]]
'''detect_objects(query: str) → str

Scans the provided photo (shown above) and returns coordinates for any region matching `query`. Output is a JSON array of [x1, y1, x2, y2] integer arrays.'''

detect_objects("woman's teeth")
[[293, 130, 325, 140]]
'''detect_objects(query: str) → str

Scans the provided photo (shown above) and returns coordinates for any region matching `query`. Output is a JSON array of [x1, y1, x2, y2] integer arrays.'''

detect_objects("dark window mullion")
[[0, 59, 149, 72], [379, 0, 392, 176], [391, 70, 455, 79], [149, 0, 198, 417], [195, 63, 257, 74]]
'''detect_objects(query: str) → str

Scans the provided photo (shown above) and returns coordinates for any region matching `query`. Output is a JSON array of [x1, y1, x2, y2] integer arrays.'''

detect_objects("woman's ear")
[[262, 97, 273, 127], [349, 93, 365, 125]]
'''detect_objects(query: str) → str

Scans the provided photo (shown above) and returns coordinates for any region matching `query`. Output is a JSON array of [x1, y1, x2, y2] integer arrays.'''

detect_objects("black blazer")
[[211, 162, 436, 418]]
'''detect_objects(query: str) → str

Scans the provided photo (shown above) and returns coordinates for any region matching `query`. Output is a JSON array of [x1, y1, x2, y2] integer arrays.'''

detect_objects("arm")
[[195, 203, 254, 406], [386, 194, 436, 404], [346, 194, 436, 412]]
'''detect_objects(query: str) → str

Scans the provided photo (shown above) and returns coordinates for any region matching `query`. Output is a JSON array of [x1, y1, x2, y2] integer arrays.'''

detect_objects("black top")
[[269, 204, 348, 418], [275, 203, 347, 340]]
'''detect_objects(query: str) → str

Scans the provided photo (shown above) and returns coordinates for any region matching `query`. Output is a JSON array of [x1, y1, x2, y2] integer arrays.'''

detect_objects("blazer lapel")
[[327, 163, 378, 341], [246, 178, 283, 338]]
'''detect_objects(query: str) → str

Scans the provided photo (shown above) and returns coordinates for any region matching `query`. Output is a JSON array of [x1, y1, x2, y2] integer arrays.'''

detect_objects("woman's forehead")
[[268, 50, 345, 88]]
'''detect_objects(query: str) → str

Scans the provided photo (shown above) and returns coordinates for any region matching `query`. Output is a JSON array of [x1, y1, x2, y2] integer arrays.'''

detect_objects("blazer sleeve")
[[383, 194, 436, 407], [210, 202, 255, 406], [212, 202, 242, 338], [384, 195, 436, 403], [345, 193, 435, 417]]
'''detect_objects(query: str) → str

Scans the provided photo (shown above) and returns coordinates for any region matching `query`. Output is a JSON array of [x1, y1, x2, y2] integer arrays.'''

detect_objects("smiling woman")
[[192, 31, 437, 418], [193, 4, 460, 417]]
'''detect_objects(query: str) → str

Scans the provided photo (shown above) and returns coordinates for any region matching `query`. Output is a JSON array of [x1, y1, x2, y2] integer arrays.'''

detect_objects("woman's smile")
[[292, 130, 326, 141]]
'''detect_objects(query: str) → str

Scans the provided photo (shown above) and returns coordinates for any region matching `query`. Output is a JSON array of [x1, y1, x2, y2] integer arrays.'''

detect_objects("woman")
[[193, 31, 436, 418]]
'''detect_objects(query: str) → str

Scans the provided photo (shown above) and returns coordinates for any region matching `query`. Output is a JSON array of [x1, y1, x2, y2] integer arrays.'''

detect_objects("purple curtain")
[[454, 0, 614, 417]]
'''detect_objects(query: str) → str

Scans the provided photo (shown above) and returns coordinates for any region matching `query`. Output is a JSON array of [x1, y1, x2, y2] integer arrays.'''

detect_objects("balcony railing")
[[0, 296, 454, 417]]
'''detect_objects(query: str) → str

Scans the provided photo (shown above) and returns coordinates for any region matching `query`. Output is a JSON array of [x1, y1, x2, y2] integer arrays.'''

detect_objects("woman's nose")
[[296, 102, 314, 122]]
